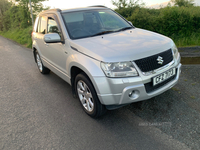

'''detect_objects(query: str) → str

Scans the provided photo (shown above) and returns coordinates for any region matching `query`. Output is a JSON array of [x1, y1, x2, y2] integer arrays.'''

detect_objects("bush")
[[115, 6, 200, 46], [0, 26, 32, 48]]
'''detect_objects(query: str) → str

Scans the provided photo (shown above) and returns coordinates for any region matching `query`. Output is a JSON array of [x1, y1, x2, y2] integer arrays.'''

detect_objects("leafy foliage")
[[124, 6, 200, 37], [1, 0, 200, 47], [0, 0, 49, 31], [0, 0, 12, 30], [0, 0, 49, 47], [171, 0, 194, 7], [111, 0, 145, 9], [113, 0, 200, 46]]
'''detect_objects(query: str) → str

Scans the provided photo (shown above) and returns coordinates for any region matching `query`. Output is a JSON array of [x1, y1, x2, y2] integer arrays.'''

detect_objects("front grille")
[[144, 71, 177, 93], [135, 49, 173, 72]]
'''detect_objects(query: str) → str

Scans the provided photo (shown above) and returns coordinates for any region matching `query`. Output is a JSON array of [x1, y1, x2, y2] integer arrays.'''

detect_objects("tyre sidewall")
[[35, 51, 43, 73], [35, 50, 50, 74]]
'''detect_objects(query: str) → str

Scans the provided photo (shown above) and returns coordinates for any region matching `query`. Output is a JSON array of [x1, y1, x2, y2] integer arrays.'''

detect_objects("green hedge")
[[1, 6, 200, 47], [116, 6, 200, 46]]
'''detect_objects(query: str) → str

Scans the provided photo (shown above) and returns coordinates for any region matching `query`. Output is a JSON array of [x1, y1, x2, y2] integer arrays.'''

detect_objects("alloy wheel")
[[36, 53, 43, 72], [77, 80, 94, 112]]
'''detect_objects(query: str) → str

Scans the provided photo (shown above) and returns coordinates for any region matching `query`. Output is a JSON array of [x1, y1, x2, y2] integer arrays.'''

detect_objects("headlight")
[[172, 43, 179, 58], [101, 61, 138, 77]]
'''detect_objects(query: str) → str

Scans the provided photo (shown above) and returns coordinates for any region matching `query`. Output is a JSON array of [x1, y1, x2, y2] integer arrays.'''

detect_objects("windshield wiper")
[[90, 27, 133, 37], [115, 27, 133, 32], [91, 30, 114, 37]]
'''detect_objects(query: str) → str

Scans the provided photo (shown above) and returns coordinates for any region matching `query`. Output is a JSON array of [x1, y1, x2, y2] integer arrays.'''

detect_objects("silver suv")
[[32, 6, 181, 118]]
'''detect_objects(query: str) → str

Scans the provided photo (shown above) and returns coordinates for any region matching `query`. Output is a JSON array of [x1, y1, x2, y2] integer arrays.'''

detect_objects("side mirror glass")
[[44, 33, 61, 43]]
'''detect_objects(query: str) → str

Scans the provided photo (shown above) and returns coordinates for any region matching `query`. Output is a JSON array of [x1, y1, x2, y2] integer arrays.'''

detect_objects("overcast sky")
[[149, 0, 200, 8], [42, 0, 200, 9], [42, 0, 167, 9]]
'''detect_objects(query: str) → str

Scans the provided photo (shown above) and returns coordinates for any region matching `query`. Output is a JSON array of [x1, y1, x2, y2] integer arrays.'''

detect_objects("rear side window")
[[38, 16, 47, 34]]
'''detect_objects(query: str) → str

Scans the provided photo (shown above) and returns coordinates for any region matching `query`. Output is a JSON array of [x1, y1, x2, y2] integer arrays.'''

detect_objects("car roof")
[[62, 6, 108, 13], [39, 6, 109, 15]]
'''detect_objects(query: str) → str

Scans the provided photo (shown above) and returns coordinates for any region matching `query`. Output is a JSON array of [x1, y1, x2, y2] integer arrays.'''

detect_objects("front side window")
[[47, 17, 59, 34], [62, 9, 133, 39]]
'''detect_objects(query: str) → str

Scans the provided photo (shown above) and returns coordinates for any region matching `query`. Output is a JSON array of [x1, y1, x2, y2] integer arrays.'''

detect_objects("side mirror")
[[44, 33, 61, 43], [128, 21, 133, 26]]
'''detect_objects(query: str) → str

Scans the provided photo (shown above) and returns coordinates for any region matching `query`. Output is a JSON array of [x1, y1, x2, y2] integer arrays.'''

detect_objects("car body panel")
[[71, 28, 173, 62]]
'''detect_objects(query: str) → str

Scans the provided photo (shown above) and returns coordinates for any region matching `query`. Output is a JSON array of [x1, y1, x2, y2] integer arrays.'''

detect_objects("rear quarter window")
[[37, 16, 47, 34], [33, 17, 39, 32]]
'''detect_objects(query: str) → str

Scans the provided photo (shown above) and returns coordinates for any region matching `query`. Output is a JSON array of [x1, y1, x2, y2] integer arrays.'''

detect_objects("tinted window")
[[62, 9, 132, 39], [99, 12, 123, 28], [47, 17, 59, 34]]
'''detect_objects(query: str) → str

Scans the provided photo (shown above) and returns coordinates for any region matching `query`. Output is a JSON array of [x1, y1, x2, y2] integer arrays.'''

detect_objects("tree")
[[0, 0, 49, 31], [111, 0, 145, 9], [14, 0, 49, 27], [0, 0, 11, 16], [171, 0, 195, 7], [0, 0, 12, 30]]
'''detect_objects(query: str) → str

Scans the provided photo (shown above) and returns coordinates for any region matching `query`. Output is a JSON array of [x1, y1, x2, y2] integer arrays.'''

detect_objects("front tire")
[[35, 51, 50, 74], [75, 73, 106, 118]]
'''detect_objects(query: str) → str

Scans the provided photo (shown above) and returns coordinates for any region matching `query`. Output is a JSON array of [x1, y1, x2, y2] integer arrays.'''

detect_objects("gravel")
[[179, 46, 200, 57]]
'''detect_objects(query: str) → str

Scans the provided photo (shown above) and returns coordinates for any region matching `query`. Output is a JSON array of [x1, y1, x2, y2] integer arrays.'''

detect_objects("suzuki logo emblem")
[[157, 56, 164, 65]]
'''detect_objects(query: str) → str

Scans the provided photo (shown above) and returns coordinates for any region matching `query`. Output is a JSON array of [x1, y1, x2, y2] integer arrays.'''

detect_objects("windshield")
[[62, 9, 133, 39]]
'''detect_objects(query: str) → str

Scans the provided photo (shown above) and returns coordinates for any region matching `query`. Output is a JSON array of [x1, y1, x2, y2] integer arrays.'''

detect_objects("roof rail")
[[40, 8, 61, 14], [88, 5, 107, 8]]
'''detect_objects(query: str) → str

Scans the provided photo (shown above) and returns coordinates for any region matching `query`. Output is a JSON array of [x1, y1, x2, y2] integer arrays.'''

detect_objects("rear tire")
[[35, 50, 50, 74], [75, 73, 107, 118]]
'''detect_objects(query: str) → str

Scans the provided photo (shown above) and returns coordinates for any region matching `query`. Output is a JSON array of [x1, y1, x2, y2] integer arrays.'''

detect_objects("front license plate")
[[153, 68, 176, 86]]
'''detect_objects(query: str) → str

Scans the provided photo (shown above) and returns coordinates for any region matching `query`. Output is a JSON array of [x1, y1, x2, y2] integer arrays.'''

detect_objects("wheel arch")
[[70, 66, 95, 98], [33, 47, 37, 63], [32, 40, 41, 63], [67, 53, 105, 98]]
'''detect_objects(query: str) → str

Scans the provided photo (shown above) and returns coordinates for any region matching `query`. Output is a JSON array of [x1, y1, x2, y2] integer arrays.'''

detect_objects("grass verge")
[[171, 33, 200, 47], [0, 26, 32, 48]]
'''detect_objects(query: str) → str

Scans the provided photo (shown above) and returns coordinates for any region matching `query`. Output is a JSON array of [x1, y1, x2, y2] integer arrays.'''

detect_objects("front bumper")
[[93, 55, 181, 105]]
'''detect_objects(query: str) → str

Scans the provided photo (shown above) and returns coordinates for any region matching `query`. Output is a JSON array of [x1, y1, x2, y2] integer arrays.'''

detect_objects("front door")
[[45, 15, 68, 74]]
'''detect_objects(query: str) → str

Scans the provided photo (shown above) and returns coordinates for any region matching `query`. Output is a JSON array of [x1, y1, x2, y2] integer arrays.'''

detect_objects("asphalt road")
[[0, 36, 199, 150]]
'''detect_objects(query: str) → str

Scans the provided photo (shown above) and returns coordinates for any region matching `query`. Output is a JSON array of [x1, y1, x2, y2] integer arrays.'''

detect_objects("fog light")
[[129, 90, 139, 100]]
